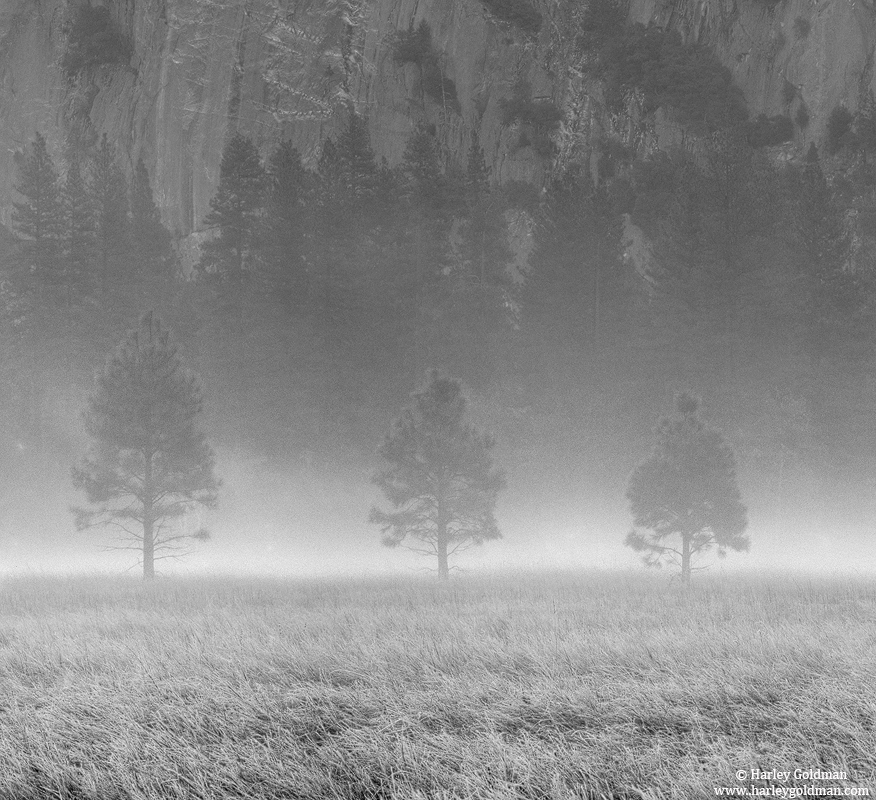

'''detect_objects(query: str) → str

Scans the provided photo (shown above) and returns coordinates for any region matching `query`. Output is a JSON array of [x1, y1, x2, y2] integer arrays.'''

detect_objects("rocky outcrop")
[[629, 0, 876, 143], [1, 0, 876, 236]]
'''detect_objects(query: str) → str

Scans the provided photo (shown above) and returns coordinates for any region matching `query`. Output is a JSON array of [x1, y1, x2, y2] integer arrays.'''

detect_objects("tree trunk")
[[437, 537, 449, 581], [436, 485, 450, 580], [681, 534, 691, 586], [143, 520, 155, 581], [142, 454, 155, 581]]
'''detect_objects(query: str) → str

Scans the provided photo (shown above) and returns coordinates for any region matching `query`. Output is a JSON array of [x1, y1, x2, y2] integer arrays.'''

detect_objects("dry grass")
[[0, 570, 874, 799]]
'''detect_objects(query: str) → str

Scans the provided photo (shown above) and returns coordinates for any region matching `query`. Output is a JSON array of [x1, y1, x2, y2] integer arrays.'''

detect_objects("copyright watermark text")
[[714, 768, 871, 797]]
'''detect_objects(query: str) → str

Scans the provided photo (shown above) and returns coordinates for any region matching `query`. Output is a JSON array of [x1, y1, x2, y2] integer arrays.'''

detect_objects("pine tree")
[[90, 133, 130, 292], [789, 155, 866, 367], [465, 140, 490, 198], [329, 111, 379, 200], [786, 153, 876, 473], [645, 138, 775, 392], [264, 141, 309, 302], [854, 90, 876, 164], [61, 156, 96, 295], [130, 158, 174, 279], [72, 312, 219, 580], [625, 393, 748, 584], [11, 131, 64, 283], [401, 122, 443, 207], [526, 173, 625, 367], [444, 154, 517, 387], [646, 157, 725, 391], [454, 181, 513, 298], [8, 134, 68, 450], [370, 371, 506, 579], [461, 140, 492, 221], [199, 134, 266, 282], [313, 113, 380, 321]]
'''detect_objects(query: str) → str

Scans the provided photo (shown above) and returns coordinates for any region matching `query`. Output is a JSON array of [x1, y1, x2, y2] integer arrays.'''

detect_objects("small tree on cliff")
[[72, 312, 219, 579], [370, 371, 506, 579], [626, 393, 748, 584]]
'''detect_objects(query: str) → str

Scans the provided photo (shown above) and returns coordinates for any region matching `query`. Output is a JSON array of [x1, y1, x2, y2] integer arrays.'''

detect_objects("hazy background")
[[4, 4, 876, 581]]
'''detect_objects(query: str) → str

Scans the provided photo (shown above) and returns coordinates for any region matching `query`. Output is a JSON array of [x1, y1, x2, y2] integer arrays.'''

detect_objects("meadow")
[[0, 570, 873, 799]]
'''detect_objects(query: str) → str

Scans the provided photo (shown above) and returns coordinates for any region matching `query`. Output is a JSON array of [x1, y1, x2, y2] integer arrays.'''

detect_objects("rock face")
[[1, 0, 875, 235], [629, 0, 876, 140]]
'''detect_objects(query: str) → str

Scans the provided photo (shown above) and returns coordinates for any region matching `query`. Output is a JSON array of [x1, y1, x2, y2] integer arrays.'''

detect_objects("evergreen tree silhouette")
[[72, 312, 219, 580], [371, 371, 505, 579]]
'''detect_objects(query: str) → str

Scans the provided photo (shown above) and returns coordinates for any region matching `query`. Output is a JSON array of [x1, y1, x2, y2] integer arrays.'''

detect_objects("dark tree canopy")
[[625, 393, 748, 583], [11, 132, 64, 280], [401, 122, 443, 207], [318, 112, 379, 201], [130, 158, 174, 279], [370, 371, 506, 579], [90, 133, 131, 291], [61, 157, 96, 294], [263, 141, 309, 301], [62, 4, 132, 76], [72, 312, 219, 579], [199, 134, 266, 281]]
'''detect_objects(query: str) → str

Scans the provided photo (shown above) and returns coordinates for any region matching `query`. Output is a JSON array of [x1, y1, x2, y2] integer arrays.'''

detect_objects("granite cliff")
[[0, 0, 874, 236]]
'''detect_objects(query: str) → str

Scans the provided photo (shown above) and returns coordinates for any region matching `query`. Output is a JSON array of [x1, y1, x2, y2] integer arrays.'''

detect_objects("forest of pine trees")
[[4, 105, 876, 546]]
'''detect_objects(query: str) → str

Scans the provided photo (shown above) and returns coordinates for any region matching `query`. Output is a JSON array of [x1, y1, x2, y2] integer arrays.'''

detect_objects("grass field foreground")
[[0, 570, 874, 799]]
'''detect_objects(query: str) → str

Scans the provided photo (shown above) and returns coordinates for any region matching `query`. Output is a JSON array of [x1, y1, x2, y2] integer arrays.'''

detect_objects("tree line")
[[4, 102, 876, 578], [72, 310, 745, 584]]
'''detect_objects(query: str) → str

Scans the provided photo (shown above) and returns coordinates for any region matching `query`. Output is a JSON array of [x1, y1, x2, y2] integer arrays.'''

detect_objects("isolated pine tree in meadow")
[[11, 131, 64, 280], [199, 133, 266, 281], [72, 312, 219, 580], [626, 393, 748, 584], [370, 371, 506, 579]]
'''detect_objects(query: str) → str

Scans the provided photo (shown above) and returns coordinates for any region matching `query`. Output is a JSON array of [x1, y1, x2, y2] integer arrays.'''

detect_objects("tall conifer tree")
[[314, 113, 381, 322], [370, 371, 506, 579], [330, 112, 379, 200], [61, 156, 96, 295], [264, 141, 309, 301], [401, 122, 443, 207], [11, 132, 64, 284], [199, 134, 266, 282], [130, 158, 174, 279], [90, 133, 130, 292], [72, 312, 219, 580], [626, 393, 749, 584]]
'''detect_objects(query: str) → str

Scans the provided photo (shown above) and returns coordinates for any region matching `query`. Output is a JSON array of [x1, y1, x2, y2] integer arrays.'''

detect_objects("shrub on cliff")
[[601, 25, 747, 131], [793, 16, 811, 39], [576, 0, 627, 52], [391, 22, 460, 113], [501, 96, 563, 131], [826, 105, 854, 154], [62, 5, 132, 77], [795, 103, 810, 129], [392, 22, 432, 65], [500, 83, 563, 156], [746, 114, 794, 148], [480, 0, 542, 35]]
